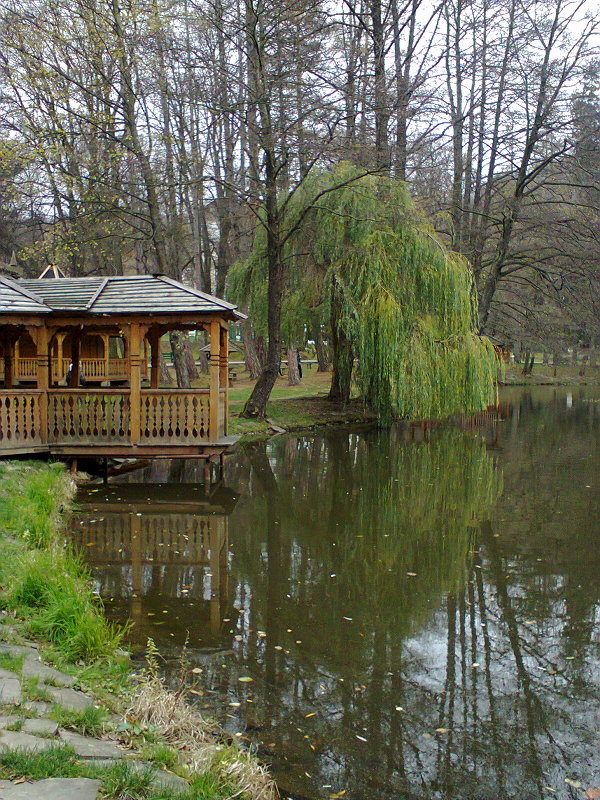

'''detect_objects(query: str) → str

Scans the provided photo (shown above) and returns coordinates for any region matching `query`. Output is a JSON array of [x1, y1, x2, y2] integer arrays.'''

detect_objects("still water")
[[71, 387, 600, 800]]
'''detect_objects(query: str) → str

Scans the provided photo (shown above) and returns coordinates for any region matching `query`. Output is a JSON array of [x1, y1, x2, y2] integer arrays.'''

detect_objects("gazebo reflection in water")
[[70, 482, 238, 649]]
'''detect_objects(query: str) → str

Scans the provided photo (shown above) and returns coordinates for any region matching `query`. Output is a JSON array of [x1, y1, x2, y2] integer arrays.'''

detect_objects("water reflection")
[[72, 484, 238, 647], [70, 387, 600, 800]]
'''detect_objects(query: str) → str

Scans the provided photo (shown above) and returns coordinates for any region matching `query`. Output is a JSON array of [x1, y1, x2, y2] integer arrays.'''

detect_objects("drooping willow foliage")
[[229, 163, 498, 421]]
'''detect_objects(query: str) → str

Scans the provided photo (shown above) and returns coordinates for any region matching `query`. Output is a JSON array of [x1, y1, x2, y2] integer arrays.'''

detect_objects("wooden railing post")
[[128, 323, 142, 445], [149, 328, 161, 389], [219, 324, 228, 436], [36, 327, 49, 445], [209, 321, 220, 441]]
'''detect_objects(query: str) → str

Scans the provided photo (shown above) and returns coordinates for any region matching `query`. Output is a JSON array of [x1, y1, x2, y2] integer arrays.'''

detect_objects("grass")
[[2, 548, 122, 662], [0, 746, 80, 780], [21, 677, 53, 703], [0, 462, 71, 549], [49, 704, 107, 737], [140, 743, 179, 770], [0, 652, 24, 674]]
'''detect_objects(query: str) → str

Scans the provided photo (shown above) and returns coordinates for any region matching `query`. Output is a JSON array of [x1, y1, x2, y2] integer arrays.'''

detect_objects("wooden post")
[[128, 323, 142, 445], [35, 326, 49, 444], [3, 337, 14, 389], [55, 333, 65, 384], [14, 338, 20, 381], [70, 331, 81, 387], [219, 323, 228, 437], [149, 329, 161, 389], [209, 321, 220, 441], [101, 333, 110, 381]]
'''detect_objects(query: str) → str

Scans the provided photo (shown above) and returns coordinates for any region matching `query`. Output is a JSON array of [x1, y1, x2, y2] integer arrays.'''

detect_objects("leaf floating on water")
[[472, 663, 480, 668], [394, 706, 404, 712], [305, 712, 316, 718], [343, 617, 353, 621], [406, 572, 417, 577], [435, 728, 447, 733], [274, 645, 283, 651], [238, 676, 253, 683], [565, 779, 582, 788], [257, 631, 267, 638], [191, 667, 202, 674], [229, 702, 241, 707], [355, 735, 367, 742]]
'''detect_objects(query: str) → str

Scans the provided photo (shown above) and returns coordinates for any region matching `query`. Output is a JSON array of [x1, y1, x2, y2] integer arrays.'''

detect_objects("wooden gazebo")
[[0, 274, 242, 463]]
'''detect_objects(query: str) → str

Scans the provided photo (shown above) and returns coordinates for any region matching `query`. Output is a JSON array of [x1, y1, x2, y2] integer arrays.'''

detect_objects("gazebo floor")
[[0, 436, 240, 460]]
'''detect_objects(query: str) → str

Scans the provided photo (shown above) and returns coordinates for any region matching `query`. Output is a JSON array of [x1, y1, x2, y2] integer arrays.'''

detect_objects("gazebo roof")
[[17, 274, 242, 318], [0, 275, 52, 314]]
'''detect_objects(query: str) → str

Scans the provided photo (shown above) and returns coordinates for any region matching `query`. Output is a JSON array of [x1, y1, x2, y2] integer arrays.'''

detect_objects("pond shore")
[[227, 364, 599, 443], [0, 462, 276, 800]]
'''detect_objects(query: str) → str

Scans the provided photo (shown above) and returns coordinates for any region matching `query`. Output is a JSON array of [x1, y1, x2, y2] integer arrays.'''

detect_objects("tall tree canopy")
[[232, 164, 498, 421]]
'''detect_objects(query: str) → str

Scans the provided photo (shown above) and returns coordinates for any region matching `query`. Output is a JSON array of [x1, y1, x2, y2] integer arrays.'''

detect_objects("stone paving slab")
[[0, 670, 19, 681], [21, 662, 74, 688], [0, 717, 19, 729], [0, 646, 39, 662], [0, 730, 64, 753], [45, 687, 92, 712], [23, 702, 49, 718], [22, 718, 59, 737], [58, 730, 123, 759], [0, 778, 100, 800], [0, 679, 21, 705]]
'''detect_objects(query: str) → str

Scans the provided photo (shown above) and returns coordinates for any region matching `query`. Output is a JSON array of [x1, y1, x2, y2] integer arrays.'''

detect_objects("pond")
[[70, 386, 600, 800]]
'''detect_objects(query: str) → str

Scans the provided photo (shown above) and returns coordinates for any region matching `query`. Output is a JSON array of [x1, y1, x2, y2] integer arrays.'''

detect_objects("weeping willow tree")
[[231, 163, 498, 421]]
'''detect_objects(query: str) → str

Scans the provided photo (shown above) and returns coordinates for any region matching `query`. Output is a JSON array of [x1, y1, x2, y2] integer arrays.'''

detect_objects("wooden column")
[[3, 337, 15, 389], [55, 333, 66, 384], [128, 323, 142, 445], [209, 321, 220, 441], [219, 323, 229, 436], [35, 326, 49, 444], [149, 329, 161, 389], [69, 331, 81, 387], [101, 333, 110, 381]]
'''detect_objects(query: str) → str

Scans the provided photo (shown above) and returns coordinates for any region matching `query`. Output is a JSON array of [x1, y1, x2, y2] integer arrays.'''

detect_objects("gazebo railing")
[[44, 388, 219, 447], [0, 390, 44, 448]]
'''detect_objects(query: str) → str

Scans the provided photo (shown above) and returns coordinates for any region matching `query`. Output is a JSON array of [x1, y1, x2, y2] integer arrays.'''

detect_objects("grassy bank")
[[225, 370, 374, 440], [221, 364, 600, 440], [0, 461, 275, 800]]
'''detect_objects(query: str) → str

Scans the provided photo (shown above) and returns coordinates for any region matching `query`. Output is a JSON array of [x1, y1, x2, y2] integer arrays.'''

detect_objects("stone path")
[[0, 636, 189, 799]]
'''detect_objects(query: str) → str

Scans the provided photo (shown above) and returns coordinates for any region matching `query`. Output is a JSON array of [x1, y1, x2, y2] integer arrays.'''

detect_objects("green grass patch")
[[49, 704, 107, 737], [22, 676, 52, 703], [0, 745, 79, 780], [140, 743, 179, 770], [0, 462, 70, 548], [2, 548, 122, 662], [0, 652, 24, 674]]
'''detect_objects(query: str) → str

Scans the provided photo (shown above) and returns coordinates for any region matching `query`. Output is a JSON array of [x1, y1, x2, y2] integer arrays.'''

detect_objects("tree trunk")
[[169, 330, 191, 388], [328, 281, 353, 404], [241, 144, 284, 418], [314, 326, 330, 372], [287, 347, 300, 385], [241, 318, 262, 379], [182, 334, 198, 380]]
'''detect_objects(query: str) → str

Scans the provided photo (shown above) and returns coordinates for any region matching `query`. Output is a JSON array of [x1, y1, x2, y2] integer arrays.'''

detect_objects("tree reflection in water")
[[72, 387, 600, 800]]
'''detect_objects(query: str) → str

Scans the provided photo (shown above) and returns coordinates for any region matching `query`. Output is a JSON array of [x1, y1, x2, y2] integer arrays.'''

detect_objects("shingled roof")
[[0, 275, 51, 314], [16, 275, 242, 318]]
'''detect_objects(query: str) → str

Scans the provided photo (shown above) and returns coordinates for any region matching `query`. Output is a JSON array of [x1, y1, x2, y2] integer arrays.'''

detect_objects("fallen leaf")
[[238, 676, 253, 683], [565, 779, 581, 789], [191, 667, 202, 674]]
